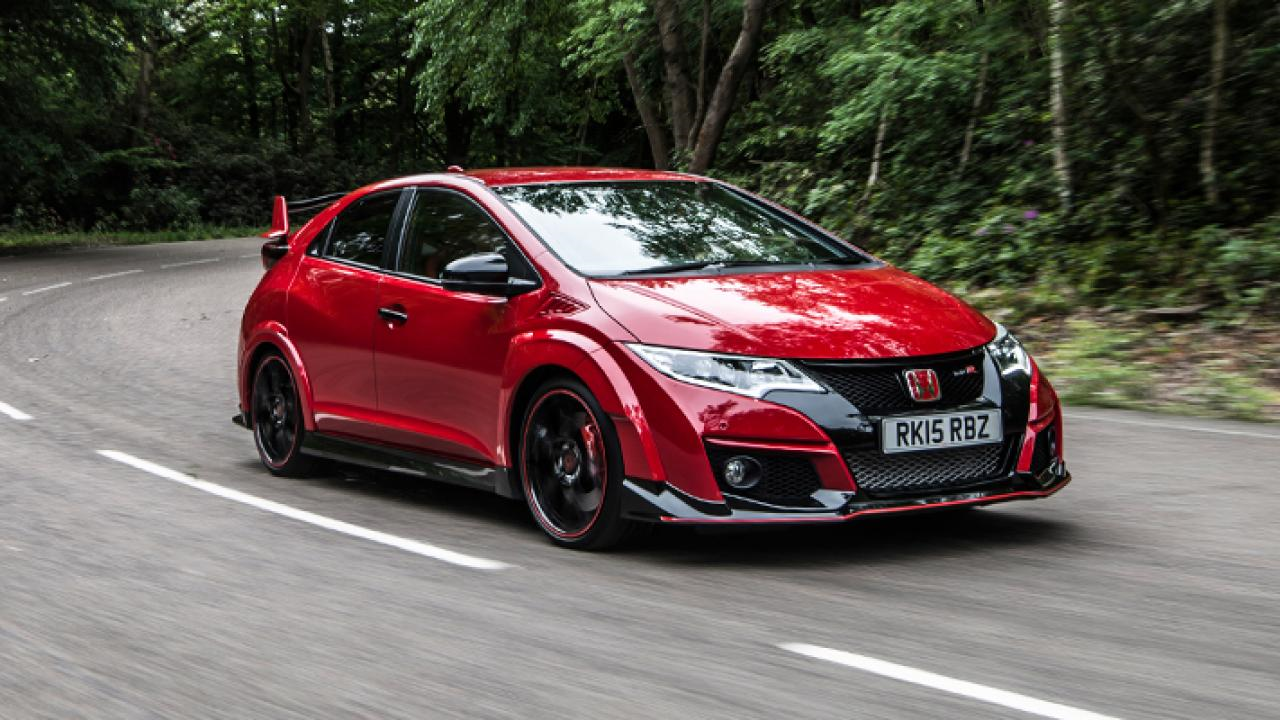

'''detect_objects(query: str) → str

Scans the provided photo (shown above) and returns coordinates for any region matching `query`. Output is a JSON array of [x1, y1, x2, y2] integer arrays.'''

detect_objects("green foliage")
[[1, 0, 1278, 319], [1203, 216, 1280, 311]]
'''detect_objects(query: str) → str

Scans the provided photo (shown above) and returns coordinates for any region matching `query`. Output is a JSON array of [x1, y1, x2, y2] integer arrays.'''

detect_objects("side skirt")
[[300, 432, 520, 499]]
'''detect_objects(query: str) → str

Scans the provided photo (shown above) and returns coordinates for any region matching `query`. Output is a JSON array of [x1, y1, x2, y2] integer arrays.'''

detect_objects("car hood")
[[589, 266, 996, 360]]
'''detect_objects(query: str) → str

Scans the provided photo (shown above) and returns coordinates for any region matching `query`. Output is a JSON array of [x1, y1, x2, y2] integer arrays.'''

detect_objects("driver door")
[[370, 187, 539, 464]]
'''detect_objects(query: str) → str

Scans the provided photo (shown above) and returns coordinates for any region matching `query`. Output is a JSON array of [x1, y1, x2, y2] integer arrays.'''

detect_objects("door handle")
[[378, 305, 409, 324]]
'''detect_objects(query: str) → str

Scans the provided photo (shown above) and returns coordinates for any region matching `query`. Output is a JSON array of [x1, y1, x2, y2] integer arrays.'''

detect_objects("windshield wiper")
[[813, 255, 875, 267], [616, 259, 789, 276]]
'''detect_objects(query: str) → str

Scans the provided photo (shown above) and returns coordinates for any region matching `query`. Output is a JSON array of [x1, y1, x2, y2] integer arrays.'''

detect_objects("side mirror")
[[441, 252, 538, 297], [261, 237, 289, 270]]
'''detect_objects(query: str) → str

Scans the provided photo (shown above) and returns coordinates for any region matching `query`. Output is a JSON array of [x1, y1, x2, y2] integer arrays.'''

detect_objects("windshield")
[[494, 181, 870, 276]]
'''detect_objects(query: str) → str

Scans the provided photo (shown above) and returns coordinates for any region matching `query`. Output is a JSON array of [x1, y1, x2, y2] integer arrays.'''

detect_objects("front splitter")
[[622, 471, 1071, 526]]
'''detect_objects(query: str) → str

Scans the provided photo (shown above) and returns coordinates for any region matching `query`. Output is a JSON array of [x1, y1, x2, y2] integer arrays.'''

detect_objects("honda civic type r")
[[236, 167, 1069, 549]]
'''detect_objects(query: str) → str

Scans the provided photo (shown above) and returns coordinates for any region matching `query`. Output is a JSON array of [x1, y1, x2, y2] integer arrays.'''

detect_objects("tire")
[[518, 377, 639, 550], [250, 353, 317, 477]]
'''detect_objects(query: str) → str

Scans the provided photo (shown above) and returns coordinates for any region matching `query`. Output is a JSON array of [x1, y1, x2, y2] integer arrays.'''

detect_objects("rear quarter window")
[[322, 191, 401, 267]]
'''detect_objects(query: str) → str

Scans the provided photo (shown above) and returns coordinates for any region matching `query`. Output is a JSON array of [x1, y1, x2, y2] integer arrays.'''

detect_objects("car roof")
[[372, 166, 704, 190], [465, 166, 702, 186]]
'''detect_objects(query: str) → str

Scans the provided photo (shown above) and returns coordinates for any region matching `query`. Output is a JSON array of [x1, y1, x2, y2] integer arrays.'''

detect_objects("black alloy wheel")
[[251, 354, 315, 477], [520, 379, 637, 549]]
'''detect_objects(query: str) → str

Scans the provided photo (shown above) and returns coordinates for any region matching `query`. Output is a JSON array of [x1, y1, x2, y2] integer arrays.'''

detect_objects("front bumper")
[[613, 342, 1068, 524], [622, 462, 1071, 525]]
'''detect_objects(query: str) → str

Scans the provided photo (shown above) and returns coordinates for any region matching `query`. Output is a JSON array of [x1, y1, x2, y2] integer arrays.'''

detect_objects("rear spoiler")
[[262, 191, 350, 240]]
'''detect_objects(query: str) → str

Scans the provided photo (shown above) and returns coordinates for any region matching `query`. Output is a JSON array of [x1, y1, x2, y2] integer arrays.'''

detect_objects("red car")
[[236, 167, 1069, 549]]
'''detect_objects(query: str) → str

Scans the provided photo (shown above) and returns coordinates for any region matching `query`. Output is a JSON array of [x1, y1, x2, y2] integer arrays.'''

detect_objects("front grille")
[[800, 349, 986, 414], [706, 446, 822, 506], [843, 441, 1008, 497]]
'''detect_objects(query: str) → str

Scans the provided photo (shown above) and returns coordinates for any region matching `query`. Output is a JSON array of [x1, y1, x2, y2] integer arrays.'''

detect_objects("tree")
[[687, 0, 767, 173], [1047, 0, 1072, 212], [1200, 0, 1228, 207]]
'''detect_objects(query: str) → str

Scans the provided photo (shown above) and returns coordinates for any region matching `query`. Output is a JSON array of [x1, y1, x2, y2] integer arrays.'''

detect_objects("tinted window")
[[399, 189, 520, 279], [494, 181, 867, 276], [325, 191, 400, 267]]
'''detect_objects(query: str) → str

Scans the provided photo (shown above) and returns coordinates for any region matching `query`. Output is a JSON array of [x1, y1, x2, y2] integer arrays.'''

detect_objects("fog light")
[[722, 456, 763, 490]]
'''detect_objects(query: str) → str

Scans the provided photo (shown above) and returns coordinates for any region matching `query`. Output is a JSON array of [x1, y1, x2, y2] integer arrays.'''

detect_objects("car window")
[[324, 190, 400, 267], [400, 189, 524, 280]]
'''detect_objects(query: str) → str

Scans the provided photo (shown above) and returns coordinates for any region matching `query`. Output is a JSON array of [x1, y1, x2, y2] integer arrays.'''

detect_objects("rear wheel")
[[251, 353, 316, 477], [519, 378, 638, 550]]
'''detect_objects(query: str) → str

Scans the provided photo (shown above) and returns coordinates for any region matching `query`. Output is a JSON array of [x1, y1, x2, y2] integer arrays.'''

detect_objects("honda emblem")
[[904, 368, 942, 402]]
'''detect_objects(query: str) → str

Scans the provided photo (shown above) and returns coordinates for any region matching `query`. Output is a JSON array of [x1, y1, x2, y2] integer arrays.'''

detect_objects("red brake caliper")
[[579, 423, 603, 484]]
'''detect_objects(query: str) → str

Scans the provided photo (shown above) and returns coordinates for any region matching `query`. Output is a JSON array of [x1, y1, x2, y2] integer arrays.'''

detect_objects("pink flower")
[[1023, 210, 1040, 220]]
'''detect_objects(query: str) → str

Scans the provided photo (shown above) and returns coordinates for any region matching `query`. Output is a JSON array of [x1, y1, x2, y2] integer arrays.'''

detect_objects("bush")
[[1205, 215, 1280, 311], [118, 183, 202, 230]]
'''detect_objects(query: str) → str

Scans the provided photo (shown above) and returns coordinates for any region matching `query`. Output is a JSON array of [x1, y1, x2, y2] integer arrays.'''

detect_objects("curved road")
[[1, 238, 1278, 719]]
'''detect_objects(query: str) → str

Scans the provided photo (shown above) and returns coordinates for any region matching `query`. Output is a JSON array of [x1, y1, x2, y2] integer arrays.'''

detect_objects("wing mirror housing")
[[261, 237, 289, 270], [441, 252, 539, 297]]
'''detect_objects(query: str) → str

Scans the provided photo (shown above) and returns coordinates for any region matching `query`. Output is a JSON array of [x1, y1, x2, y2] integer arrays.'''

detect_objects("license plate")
[[881, 409, 1002, 454]]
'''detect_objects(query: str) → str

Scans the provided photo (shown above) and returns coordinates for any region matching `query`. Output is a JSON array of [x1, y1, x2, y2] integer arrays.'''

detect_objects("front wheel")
[[251, 353, 316, 477], [519, 378, 639, 550]]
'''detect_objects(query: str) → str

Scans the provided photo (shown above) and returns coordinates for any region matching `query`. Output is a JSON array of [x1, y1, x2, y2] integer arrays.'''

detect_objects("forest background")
[[2, 0, 1277, 418]]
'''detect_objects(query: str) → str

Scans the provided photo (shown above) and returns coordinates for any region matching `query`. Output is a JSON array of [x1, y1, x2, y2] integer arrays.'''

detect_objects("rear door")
[[370, 187, 540, 463], [288, 189, 405, 439]]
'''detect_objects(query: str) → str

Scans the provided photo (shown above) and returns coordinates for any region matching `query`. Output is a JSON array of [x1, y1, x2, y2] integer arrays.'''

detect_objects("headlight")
[[986, 323, 1031, 375], [626, 344, 825, 398]]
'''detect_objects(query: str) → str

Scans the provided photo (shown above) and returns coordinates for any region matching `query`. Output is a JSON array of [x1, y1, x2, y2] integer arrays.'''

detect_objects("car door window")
[[399, 189, 528, 280], [324, 191, 400, 267]]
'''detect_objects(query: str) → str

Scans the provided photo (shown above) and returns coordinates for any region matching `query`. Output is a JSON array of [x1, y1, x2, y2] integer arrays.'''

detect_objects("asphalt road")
[[1, 238, 1278, 719]]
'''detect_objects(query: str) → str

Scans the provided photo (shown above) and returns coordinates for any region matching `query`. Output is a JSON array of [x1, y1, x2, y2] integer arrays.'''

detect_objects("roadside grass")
[[974, 300, 1280, 422], [0, 227, 259, 253]]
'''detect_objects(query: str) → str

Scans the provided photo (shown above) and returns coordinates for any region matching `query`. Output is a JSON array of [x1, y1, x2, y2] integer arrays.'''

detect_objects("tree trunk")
[[297, 16, 318, 149], [958, 51, 988, 174], [1201, 0, 1228, 206], [331, 17, 347, 147], [239, 28, 261, 139], [689, 0, 712, 148], [269, 9, 296, 149], [392, 66, 408, 171], [1048, 0, 1073, 212], [320, 23, 337, 143], [624, 51, 671, 170], [134, 33, 158, 132], [860, 109, 890, 205], [688, 0, 768, 174], [443, 93, 473, 167], [653, 0, 696, 153]]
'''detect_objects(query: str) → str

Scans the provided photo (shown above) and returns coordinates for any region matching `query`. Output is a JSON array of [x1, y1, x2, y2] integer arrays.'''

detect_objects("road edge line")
[[778, 643, 1120, 720], [97, 450, 511, 571]]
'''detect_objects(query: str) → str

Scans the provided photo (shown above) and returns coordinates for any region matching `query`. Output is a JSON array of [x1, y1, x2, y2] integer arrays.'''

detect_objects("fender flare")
[[241, 323, 318, 432], [500, 330, 664, 482]]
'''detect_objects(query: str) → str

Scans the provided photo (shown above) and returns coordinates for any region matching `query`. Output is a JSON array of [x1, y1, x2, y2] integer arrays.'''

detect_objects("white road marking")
[[160, 258, 220, 269], [97, 450, 510, 571], [779, 644, 1121, 720], [0, 297, 7, 303], [239, 253, 261, 259], [0, 402, 33, 421], [87, 269, 143, 281], [22, 282, 71, 296], [1069, 411, 1280, 441]]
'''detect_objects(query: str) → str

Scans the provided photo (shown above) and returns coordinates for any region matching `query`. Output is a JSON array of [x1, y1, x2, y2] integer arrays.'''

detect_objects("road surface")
[[1, 238, 1277, 719]]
